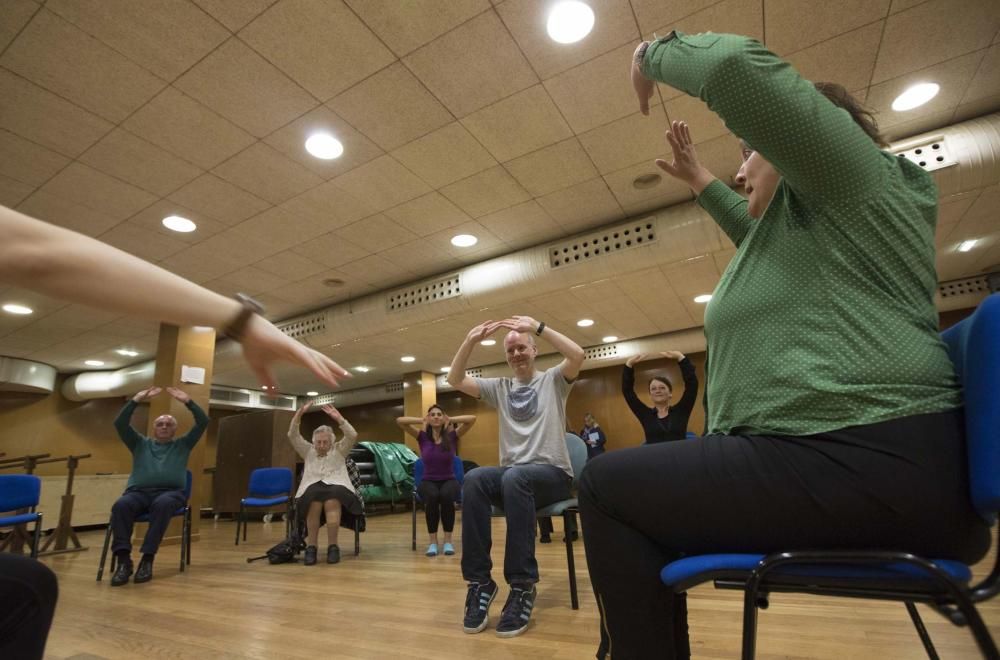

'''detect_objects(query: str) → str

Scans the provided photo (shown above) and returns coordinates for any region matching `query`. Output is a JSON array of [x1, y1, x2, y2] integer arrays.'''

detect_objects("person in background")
[[580, 413, 607, 460], [288, 403, 361, 565], [397, 405, 477, 557], [109, 386, 208, 586], [622, 351, 698, 444]]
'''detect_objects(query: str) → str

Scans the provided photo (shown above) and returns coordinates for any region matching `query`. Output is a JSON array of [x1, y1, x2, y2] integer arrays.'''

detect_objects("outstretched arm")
[[166, 387, 209, 448], [114, 387, 161, 451], [450, 415, 477, 438], [395, 416, 425, 439], [323, 405, 359, 456], [287, 403, 312, 458], [0, 205, 351, 390], [620, 362, 648, 419]]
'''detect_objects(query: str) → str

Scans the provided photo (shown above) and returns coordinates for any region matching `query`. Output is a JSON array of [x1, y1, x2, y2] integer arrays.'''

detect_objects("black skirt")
[[296, 482, 363, 520]]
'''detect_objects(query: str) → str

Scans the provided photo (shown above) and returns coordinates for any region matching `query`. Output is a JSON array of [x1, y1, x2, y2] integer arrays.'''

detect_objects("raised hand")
[[441, 413, 451, 429], [626, 354, 646, 368], [240, 315, 350, 392], [465, 321, 495, 344], [165, 387, 191, 403], [654, 121, 711, 188], [491, 315, 538, 335], [661, 350, 685, 361], [132, 386, 162, 402], [321, 404, 344, 424], [294, 402, 311, 419]]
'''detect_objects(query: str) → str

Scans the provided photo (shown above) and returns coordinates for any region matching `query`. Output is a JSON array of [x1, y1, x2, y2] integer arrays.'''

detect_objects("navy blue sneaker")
[[463, 579, 498, 633], [496, 583, 537, 638]]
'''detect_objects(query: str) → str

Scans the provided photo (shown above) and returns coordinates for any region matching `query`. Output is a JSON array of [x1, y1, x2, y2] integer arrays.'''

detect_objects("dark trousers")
[[578, 409, 991, 659], [110, 487, 186, 557], [461, 464, 572, 585], [537, 514, 578, 538], [417, 478, 460, 534], [0, 554, 58, 660]]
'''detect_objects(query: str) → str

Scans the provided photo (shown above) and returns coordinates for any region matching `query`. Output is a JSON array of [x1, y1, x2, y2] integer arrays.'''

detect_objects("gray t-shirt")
[[475, 365, 574, 477]]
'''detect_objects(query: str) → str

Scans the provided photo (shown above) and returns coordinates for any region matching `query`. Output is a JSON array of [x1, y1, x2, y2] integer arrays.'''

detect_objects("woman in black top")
[[621, 351, 698, 443]]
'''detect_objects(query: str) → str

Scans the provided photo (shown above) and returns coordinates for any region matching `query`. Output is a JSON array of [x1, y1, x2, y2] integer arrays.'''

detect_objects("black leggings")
[[417, 479, 460, 534], [0, 554, 58, 660], [578, 409, 991, 659]]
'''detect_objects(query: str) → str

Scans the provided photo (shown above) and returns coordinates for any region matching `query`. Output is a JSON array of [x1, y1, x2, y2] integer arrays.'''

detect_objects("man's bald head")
[[152, 414, 178, 442]]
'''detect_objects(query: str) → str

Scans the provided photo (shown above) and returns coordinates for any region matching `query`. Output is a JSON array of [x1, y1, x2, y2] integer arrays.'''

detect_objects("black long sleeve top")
[[621, 357, 699, 444]]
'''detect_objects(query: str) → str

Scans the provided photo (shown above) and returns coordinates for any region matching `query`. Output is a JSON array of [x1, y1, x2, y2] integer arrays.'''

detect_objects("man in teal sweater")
[[109, 386, 208, 586]]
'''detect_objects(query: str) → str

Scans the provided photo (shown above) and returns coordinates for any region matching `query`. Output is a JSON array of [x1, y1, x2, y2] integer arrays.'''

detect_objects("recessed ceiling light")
[[480, 339, 496, 346], [451, 234, 478, 247], [546, 1, 595, 44], [632, 173, 662, 189], [115, 349, 139, 357], [957, 239, 979, 252], [84, 360, 104, 367], [440, 366, 450, 372], [304, 133, 344, 160], [891, 83, 940, 112], [602, 336, 618, 343], [354, 366, 371, 373], [694, 294, 713, 303], [306, 391, 319, 396], [401, 356, 416, 363], [2, 303, 33, 315], [577, 319, 595, 327], [162, 215, 196, 233]]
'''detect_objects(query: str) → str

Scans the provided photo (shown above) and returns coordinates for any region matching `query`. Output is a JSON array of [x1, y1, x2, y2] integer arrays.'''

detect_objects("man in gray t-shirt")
[[447, 315, 584, 638]]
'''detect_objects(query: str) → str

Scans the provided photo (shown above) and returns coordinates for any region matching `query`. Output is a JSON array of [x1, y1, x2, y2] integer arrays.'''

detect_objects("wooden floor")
[[36, 512, 999, 659]]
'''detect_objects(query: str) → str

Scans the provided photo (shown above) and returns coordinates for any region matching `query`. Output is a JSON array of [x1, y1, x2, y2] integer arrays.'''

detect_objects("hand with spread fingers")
[[240, 315, 351, 393], [321, 404, 345, 425], [655, 121, 715, 194], [132, 387, 163, 402], [165, 387, 191, 403]]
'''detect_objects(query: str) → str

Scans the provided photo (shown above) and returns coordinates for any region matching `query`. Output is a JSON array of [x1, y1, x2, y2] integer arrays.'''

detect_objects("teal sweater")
[[115, 399, 209, 490], [642, 32, 960, 436]]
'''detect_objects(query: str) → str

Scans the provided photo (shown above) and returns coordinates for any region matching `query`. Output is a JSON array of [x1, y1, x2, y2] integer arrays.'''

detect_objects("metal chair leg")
[[741, 574, 762, 660], [243, 504, 248, 542], [186, 508, 192, 565], [97, 519, 112, 581], [904, 602, 940, 660], [179, 509, 187, 573], [564, 510, 579, 610], [31, 513, 43, 559], [354, 518, 360, 556], [411, 495, 417, 551], [234, 503, 243, 546]]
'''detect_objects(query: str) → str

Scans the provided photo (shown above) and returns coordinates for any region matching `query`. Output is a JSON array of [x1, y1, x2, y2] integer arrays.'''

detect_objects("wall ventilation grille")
[[387, 274, 461, 311], [938, 275, 991, 298], [892, 136, 956, 173], [549, 220, 657, 268], [209, 388, 251, 404], [385, 381, 404, 394], [585, 344, 618, 360], [464, 368, 484, 378], [259, 394, 296, 409], [278, 314, 326, 339]]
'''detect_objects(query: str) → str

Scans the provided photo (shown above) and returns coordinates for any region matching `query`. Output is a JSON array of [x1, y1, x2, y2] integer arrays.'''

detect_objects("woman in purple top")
[[397, 405, 477, 557]]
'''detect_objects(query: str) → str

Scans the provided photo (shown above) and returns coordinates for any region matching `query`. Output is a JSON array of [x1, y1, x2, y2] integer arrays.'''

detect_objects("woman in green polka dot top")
[[576, 31, 992, 660]]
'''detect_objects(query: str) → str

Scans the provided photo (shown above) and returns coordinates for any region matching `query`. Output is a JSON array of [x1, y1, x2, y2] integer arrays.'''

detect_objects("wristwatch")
[[222, 293, 265, 341]]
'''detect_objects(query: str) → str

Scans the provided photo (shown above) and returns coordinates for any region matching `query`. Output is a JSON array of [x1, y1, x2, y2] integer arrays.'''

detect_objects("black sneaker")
[[304, 545, 318, 566], [539, 533, 552, 544], [110, 559, 133, 587], [326, 544, 340, 564], [496, 583, 537, 638], [462, 579, 498, 634]]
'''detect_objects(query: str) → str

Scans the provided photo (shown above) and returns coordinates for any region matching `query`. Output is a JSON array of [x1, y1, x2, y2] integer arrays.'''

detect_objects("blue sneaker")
[[426, 543, 438, 557], [443, 542, 455, 555], [463, 579, 498, 633], [496, 583, 537, 638]]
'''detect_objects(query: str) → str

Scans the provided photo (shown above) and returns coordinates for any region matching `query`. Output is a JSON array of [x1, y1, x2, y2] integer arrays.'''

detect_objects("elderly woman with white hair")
[[288, 402, 361, 565]]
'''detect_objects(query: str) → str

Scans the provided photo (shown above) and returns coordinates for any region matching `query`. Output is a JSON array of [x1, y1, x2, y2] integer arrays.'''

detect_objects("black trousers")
[[417, 478, 460, 534], [578, 409, 991, 659], [110, 487, 186, 557], [0, 554, 58, 660]]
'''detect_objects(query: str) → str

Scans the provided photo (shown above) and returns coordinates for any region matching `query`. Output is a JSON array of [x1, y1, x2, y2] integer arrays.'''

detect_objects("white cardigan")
[[288, 419, 359, 499]]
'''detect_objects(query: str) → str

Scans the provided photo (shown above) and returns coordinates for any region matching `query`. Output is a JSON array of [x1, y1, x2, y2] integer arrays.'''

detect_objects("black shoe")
[[566, 530, 579, 542], [462, 579, 498, 634], [539, 534, 552, 543], [496, 583, 537, 638], [110, 560, 133, 587], [304, 545, 318, 566], [133, 556, 154, 584], [326, 545, 341, 564]]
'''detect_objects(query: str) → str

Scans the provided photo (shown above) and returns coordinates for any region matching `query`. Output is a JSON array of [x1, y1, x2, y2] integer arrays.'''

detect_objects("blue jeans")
[[461, 464, 572, 585]]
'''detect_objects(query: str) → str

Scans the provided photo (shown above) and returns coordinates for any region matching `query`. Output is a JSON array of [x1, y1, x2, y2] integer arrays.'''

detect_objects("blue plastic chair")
[[411, 455, 464, 551], [97, 470, 193, 581], [660, 294, 1000, 659], [491, 432, 589, 609], [0, 474, 44, 558], [235, 467, 293, 546]]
